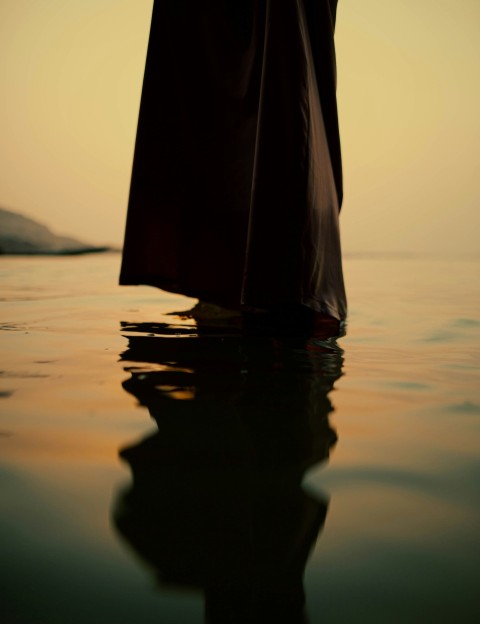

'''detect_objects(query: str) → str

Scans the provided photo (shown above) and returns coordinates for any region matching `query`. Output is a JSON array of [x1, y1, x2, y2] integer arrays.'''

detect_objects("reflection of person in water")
[[120, 1, 347, 333], [113, 325, 343, 623]]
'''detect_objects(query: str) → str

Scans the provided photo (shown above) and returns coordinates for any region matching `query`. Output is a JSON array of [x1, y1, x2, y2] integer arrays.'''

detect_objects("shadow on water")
[[113, 321, 344, 623]]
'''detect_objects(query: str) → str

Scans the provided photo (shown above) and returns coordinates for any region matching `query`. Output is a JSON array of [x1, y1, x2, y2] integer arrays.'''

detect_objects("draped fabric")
[[120, 0, 347, 321]]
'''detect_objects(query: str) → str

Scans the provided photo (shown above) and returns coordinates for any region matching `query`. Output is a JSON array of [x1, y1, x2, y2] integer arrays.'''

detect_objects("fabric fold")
[[120, 0, 346, 320]]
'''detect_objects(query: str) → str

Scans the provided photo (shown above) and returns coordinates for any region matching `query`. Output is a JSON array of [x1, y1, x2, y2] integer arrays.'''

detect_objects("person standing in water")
[[120, 1, 346, 333]]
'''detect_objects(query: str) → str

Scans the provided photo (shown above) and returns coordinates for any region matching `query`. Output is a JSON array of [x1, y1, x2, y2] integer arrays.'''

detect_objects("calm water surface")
[[1, 253, 479, 623]]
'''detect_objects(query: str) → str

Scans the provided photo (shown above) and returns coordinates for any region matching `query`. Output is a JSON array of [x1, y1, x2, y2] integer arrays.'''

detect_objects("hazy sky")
[[0, 0, 479, 254]]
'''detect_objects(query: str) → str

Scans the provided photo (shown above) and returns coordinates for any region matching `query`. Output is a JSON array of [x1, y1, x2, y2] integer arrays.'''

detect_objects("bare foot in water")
[[170, 302, 344, 338], [168, 301, 242, 328]]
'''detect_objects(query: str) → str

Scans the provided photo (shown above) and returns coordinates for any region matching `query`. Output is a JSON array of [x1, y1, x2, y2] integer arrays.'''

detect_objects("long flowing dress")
[[120, 0, 347, 321]]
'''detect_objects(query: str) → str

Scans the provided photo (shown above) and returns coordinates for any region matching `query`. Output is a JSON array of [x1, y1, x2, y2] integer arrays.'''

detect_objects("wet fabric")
[[120, 0, 347, 320]]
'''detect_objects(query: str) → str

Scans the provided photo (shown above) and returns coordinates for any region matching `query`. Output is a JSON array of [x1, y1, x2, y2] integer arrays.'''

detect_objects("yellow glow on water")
[[1, 426, 121, 464], [0, 254, 479, 621]]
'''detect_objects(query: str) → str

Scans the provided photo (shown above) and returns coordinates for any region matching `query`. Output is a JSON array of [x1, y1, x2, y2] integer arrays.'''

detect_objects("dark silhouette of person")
[[120, 1, 347, 331], [113, 323, 343, 622]]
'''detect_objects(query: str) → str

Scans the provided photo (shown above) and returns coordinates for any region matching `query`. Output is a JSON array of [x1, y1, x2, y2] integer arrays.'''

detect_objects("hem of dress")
[[119, 274, 241, 309], [120, 275, 347, 321]]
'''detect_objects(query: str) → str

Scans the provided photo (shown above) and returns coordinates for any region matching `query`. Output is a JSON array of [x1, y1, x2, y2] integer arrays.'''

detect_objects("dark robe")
[[120, 0, 347, 321]]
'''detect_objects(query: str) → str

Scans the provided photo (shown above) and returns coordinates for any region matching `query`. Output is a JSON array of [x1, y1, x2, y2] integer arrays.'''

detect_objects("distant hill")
[[0, 207, 111, 255]]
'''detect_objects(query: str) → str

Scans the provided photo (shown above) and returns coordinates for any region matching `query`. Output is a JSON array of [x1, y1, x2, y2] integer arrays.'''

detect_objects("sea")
[[1, 252, 479, 623]]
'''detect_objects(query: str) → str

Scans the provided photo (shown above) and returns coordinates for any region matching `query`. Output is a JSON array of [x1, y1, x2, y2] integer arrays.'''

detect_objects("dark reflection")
[[113, 322, 343, 623]]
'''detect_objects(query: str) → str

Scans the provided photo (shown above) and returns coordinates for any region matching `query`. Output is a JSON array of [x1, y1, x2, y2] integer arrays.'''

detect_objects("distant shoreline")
[[0, 246, 120, 256], [0, 206, 119, 256]]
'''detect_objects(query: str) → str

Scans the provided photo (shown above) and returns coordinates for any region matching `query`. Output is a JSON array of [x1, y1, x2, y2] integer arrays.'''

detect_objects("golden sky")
[[0, 0, 479, 254]]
